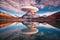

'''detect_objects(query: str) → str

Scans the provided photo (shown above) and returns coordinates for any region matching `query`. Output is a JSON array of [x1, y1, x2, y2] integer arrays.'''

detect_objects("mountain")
[[0, 11, 26, 22], [31, 12, 60, 22], [0, 11, 17, 22], [47, 12, 60, 21], [0, 11, 15, 19]]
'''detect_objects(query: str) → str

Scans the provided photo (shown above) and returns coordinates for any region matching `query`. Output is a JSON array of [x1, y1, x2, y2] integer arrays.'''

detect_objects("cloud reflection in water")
[[0, 22, 60, 40]]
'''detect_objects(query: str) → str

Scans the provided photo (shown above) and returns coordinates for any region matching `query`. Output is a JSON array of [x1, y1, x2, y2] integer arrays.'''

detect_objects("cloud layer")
[[0, 0, 60, 12]]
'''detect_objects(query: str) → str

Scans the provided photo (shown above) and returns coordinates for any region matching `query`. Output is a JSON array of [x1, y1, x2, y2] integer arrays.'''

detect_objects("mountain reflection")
[[0, 21, 60, 29], [0, 22, 14, 28], [0, 21, 60, 40]]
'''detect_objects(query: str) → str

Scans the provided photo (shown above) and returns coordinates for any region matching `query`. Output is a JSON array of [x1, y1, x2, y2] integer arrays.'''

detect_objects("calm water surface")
[[0, 22, 60, 40]]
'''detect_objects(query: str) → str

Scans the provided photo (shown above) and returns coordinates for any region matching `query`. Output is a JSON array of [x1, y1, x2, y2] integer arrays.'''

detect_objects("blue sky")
[[0, 0, 60, 17]]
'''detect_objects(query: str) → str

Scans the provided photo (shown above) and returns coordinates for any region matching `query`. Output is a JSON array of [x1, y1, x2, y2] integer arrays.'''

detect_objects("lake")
[[0, 21, 60, 40]]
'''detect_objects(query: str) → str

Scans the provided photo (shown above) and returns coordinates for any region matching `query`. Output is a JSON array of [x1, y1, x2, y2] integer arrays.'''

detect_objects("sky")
[[0, 0, 60, 17]]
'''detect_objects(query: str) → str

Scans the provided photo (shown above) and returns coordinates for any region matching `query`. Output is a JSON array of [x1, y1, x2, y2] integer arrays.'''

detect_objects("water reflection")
[[0, 22, 14, 28], [22, 22, 39, 34], [0, 22, 60, 40]]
